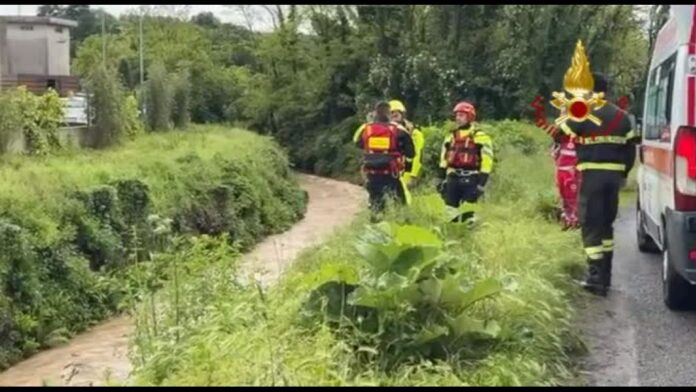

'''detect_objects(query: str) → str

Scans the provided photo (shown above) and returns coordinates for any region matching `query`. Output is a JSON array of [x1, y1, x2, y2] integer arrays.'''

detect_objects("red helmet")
[[453, 101, 476, 120]]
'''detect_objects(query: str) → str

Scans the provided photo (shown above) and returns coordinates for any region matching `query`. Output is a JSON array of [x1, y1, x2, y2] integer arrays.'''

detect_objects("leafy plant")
[[171, 69, 192, 129], [86, 65, 126, 148], [146, 61, 173, 132], [0, 87, 65, 155], [304, 220, 502, 371], [0, 125, 306, 371], [123, 95, 144, 139]]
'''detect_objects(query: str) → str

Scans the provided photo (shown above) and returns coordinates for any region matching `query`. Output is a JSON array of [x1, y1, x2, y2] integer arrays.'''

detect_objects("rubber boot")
[[581, 259, 608, 297], [604, 251, 613, 288]]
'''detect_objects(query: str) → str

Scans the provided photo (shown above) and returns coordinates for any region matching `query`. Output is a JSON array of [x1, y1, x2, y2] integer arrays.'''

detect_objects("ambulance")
[[637, 5, 696, 309]]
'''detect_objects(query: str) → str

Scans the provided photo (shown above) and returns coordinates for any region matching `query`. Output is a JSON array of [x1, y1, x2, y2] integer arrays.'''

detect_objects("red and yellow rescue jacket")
[[439, 124, 494, 175], [354, 121, 415, 175]]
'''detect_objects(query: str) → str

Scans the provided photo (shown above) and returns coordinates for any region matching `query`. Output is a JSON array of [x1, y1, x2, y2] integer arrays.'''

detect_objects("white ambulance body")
[[637, 4, 696, 309]]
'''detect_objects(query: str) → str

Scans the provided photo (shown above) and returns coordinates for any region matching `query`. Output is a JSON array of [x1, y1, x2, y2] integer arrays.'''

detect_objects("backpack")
[[361, 122, 404, 175]]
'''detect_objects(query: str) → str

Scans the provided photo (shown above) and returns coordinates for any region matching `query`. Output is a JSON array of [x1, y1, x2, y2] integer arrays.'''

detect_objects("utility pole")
[[139, 13, 144, 87], [101, 10, 106, 64], [139, 9, 146, 120]]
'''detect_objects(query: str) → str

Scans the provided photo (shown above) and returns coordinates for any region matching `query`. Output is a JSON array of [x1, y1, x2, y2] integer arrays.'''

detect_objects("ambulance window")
[[645, 54, 677, 141], [664, 57, 676, 123], [644, 71, 660, 140]]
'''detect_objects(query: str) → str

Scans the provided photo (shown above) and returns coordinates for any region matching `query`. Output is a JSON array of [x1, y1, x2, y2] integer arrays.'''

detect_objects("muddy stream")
[[0, 174, 365, 386]]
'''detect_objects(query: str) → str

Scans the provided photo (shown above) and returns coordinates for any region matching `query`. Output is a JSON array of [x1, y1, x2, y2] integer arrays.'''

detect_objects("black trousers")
[[444, 172, 481, 222], [366, 174, 406, 213], [578, 170, 622, 264]]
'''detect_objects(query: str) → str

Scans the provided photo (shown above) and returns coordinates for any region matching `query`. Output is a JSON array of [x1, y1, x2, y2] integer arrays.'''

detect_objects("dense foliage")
[[60, 5, 656, 174], [127, 121, 587, 386], [0, 126, 306, 370]]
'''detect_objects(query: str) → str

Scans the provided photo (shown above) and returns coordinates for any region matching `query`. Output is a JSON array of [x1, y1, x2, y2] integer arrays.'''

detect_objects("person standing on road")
[[354, 101, 415, 220], [554, 41, 639, 296]]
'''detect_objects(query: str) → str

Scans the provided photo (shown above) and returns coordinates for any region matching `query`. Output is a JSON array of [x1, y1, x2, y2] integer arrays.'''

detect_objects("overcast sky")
[[0, 4, 275, 30]]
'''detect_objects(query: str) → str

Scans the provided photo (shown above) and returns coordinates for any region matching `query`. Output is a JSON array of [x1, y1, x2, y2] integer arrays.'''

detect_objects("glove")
[[478, 173, 490, 188], [437, 180, 447, 195]]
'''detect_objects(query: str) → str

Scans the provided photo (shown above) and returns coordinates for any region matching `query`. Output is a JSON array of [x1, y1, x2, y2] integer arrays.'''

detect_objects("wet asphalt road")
[[581, 207, 696, 386]]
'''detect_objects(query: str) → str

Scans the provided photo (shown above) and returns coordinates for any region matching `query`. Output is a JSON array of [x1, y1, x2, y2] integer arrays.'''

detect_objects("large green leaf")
[[418, 277, 442, 304], [393, 224, 442, 248], [439, 273, 467, 309], [414, 323, 449, 345], [390, 245, 441, 276], [349, 272, 420, 309], [354, 240, 403, 273], [460, 278, 502, 310], [311, 262, 360, 287], [448, 313, 501, 339]]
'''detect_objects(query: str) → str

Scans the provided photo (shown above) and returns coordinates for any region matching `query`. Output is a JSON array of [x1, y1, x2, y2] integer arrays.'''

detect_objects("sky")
[[0, 4, 275, 30]]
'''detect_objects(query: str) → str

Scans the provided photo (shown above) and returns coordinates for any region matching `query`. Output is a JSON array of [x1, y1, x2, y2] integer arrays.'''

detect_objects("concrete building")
[[0, 16, 79, 96]]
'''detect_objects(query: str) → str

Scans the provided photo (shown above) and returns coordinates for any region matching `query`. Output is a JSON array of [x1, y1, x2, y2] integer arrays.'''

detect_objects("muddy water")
[[0, 174, 365, 386]]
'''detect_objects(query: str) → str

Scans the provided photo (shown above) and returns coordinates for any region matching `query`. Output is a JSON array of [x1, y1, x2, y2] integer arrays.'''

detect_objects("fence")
[[4, 125, 92, 153]]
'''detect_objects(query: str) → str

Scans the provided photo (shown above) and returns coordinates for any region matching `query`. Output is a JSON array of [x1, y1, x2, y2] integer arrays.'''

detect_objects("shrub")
[[0, 91, 22, 153], [87, 65, 126, 148], [0, 125, 306, 370], [171, 69, 192, 129], [123, 95, 145, 139], [0, 87, 65, 155], [146, 61, 173, 132]]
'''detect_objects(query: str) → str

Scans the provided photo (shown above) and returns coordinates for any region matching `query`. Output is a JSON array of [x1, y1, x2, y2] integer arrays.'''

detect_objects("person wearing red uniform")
[[537, 118, 581, 230]]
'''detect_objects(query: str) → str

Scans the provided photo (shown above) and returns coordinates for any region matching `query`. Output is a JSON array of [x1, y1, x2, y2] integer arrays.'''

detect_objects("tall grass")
[[0, 125, 306, 370], [128, 120, 587, 386]]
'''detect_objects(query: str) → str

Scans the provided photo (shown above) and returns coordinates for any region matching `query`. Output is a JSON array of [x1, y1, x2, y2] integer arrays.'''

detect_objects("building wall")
[[3, 23, 71, 76], [46, 25, 70, 76]]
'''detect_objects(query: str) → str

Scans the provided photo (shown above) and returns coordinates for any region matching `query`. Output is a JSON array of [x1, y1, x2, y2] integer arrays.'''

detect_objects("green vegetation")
[[0, 3, 658, 384], [127, 121, 587, 386], [0, 125, 306, 370], [0, 87, 65, 155], [54, 5, 652, 178]]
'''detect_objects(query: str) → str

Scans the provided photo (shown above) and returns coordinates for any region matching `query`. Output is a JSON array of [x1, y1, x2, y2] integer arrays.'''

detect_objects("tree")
[[171, 69, 192, 128], [37, 5, 64, 17], [73, 34, 135, 79], [192, 12, 220, 28], [145, 61, 173, 132], [86, 65, 126, 148]]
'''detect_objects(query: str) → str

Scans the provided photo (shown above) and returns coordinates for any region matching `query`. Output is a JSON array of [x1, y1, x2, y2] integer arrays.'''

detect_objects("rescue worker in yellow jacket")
[[389, 100, 425, 189], [438, 101, 494, 223], [354, 101, 415, 218]]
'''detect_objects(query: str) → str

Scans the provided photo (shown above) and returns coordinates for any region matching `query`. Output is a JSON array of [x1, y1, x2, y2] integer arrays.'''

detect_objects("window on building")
[[55, 27, 63, 33], [20, 25, 34, 31], [46, 79, 57, 90]]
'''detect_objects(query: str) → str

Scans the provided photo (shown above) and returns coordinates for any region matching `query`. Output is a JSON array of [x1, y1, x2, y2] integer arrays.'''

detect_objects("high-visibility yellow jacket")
[[401, 120, 424, 184]]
